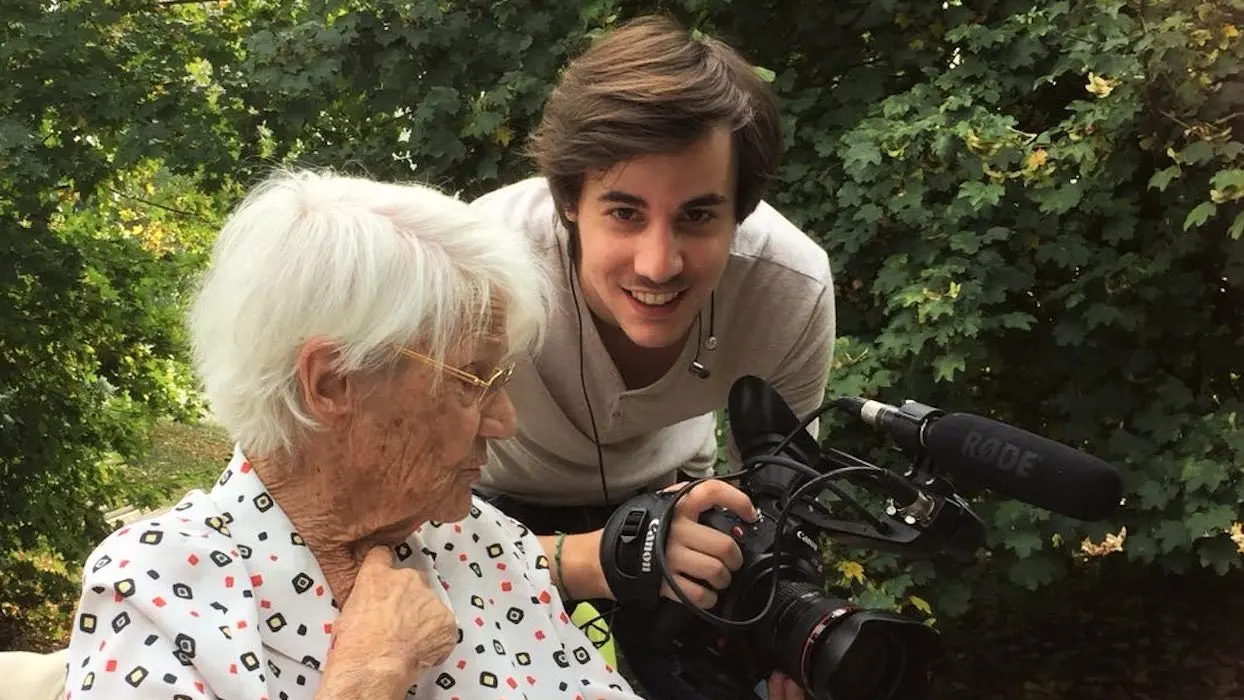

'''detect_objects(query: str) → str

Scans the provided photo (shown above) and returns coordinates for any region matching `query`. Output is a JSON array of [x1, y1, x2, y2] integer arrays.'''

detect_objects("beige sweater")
[[472, 178, 836, 506]]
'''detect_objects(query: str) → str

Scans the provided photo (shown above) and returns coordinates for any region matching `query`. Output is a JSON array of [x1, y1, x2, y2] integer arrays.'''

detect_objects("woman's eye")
[[456, 380, 485, 404]]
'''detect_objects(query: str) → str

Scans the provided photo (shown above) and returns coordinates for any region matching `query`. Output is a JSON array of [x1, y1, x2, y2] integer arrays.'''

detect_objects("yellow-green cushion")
[[570, 601, 616, 667]]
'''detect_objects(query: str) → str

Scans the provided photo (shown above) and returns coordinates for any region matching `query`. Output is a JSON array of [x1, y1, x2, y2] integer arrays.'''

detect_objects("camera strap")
[[599, 490, 677, 608]]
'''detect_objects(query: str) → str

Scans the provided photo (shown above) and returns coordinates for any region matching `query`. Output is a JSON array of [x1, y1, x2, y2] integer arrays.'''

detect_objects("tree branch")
[[103, 185, 207, 221], [156, 0, 220, 7]]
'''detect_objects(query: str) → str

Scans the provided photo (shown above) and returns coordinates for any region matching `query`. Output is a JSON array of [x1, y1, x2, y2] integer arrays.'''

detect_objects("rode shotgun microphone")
[[845, 398, 1125, 522]]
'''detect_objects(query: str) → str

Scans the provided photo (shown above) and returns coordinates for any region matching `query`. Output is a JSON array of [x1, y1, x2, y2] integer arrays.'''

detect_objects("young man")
[[471, 15, 833, 700]]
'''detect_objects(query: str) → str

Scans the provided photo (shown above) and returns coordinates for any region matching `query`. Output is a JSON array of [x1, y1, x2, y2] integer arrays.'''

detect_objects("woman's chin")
[[431, 481, 478, 523]]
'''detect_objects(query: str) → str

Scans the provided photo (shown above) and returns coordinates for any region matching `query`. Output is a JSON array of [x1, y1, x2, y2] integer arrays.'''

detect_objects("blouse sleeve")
[[64, 519, 269, 700]]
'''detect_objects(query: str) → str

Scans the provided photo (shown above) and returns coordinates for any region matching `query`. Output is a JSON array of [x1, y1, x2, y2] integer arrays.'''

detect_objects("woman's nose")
[[479, 388, 517, 440]]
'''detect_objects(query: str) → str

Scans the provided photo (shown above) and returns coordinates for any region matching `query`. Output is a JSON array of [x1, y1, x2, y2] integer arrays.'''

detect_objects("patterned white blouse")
[[63, 447, 639, 700]]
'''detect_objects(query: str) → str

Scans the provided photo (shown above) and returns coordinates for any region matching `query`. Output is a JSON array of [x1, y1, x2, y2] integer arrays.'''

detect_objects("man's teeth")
[[630, 290, 679, 306]]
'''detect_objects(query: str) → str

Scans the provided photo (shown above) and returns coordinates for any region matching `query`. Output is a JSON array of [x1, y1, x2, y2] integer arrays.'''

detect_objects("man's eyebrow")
[[597, 191, 729, 208], [598, 190, 646, 206], [683, 193, 728, 208]]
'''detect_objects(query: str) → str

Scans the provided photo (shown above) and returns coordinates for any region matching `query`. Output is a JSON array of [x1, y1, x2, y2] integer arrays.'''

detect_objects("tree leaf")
[[958, 180, 1005, 209], [1008, 555, 1058, 591], [1185, 504, 1236, 540], [1183, 201, 1217, 230], [1147, 165, 1181, 191], [1181, 457, 1229, 494], [933, 352, 967, 382], [1210, 168, 1244, 191], [836, 560, 866, 585], [1180, 140, 1216, 164], [1002, 531, 1045, 558], [1230, 212, 1244, 239]]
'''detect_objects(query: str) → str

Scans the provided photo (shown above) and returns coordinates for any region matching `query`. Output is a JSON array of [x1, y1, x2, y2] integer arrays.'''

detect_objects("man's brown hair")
[[527, 15, 783, 229]]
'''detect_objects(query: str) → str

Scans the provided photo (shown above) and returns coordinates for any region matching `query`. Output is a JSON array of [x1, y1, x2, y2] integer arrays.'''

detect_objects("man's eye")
[[609, 208, 639, 222], [684, 209, 716, 224]]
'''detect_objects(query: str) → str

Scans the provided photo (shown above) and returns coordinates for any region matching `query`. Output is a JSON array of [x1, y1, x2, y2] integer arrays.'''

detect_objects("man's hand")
[[659, 479, 757, 610], [767, 671, 804, 700], [319, 546, 458, 700]]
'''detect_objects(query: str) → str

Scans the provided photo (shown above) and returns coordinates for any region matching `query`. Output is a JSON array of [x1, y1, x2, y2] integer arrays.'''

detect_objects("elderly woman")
[[62, 170, 641, 700]]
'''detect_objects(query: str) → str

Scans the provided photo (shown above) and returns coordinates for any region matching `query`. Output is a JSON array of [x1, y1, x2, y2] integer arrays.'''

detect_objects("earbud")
[[688, 294, 717, 380], [689, 360, 711, 379]]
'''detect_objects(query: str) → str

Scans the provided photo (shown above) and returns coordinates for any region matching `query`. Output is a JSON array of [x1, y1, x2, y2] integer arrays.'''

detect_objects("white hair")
[[189, 168, 553, 457]]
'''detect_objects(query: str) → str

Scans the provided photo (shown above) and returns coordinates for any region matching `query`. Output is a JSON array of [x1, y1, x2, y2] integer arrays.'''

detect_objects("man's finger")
[[768, 672, 802, 700], [669, 516, 745, 568], [676, 479, 758, 523], [660, 576, 717, 610], [666, 542, 734, 591]]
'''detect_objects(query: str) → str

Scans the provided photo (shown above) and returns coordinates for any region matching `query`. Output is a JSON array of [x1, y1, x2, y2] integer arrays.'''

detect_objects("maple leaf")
[[1080, 527, 1128, 557], [1230, 522, 1244, 554], [836, 560, 866, 585], [1026, 148, 1048, 170], [1085, 72, 1117, 97]]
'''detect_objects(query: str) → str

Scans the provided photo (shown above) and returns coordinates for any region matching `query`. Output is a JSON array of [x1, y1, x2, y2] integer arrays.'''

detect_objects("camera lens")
[[766, 581, 938, 700], [817, 622, 904, 699]]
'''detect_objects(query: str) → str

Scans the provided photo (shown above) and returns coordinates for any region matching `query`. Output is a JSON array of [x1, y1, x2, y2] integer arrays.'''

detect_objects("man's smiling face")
[[568, 125, 737, 350]]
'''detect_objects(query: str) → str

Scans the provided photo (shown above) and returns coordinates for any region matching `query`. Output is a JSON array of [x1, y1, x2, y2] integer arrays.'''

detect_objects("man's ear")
[[295, 337, 353, 426], [564, 205, 578, 222]]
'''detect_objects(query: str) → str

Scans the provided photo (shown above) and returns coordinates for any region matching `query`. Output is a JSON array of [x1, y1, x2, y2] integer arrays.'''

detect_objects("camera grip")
[[647, 598, 699, 648], [598, 490, 677, 608], [698, 506, 774, 566]]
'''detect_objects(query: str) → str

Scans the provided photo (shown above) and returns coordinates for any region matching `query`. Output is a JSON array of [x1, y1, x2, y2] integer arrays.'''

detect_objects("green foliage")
[[113, 420, 234, 512], [0, 0, 626, 648], [0, 0, 233, 647], [697, 0, 1244, 618], [703, 0, 1244, 615]]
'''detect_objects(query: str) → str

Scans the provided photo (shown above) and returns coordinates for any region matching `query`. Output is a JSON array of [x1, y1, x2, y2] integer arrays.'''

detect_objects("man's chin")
[[617, 319, 694, 350], [596, 297, 697, 350]]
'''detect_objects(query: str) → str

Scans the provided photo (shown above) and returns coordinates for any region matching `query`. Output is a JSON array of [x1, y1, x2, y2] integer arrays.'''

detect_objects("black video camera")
[[598, 375, 1124, 700]]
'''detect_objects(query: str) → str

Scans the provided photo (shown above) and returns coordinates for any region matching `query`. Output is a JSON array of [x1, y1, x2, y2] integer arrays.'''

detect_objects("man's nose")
[[632, 224, 683, 284]]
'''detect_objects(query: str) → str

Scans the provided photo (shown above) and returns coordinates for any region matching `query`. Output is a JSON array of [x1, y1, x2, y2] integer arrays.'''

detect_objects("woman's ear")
[[295, 337, 353, 426]]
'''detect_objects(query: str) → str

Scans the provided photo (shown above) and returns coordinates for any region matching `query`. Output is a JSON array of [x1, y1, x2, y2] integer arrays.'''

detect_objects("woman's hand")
[[660, 479, 757, 610], [319, 546, 458, 700]]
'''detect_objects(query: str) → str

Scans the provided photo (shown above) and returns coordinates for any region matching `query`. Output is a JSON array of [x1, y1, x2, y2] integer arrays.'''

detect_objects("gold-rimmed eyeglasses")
[[392, 345, 515, 403]]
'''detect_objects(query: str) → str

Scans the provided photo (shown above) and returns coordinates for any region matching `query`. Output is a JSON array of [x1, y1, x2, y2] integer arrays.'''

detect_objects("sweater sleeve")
[[720, 265, 836, 474], [773, 267, 837, 431]]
